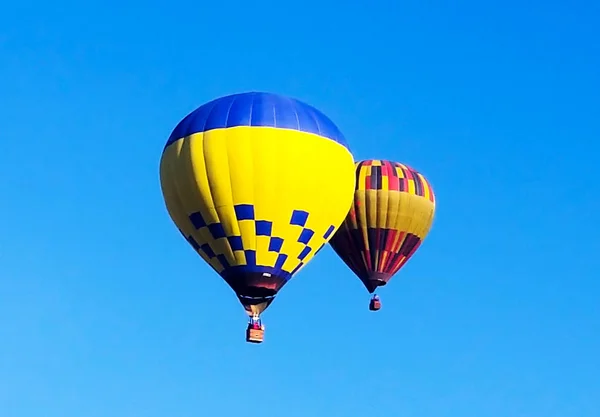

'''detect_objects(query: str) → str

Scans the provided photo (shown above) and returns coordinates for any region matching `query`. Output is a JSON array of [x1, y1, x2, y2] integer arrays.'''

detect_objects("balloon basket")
[[246, 327, 264, 344], [369, 298, 381, 311]]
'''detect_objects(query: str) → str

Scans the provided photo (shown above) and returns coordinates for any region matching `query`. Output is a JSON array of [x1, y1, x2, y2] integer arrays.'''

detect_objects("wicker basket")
[[246, 328, 264, 343]]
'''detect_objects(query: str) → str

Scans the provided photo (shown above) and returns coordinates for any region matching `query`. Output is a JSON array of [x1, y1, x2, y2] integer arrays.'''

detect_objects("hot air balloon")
[[329, 159, 436, 311], [159, 92, 356, 343]]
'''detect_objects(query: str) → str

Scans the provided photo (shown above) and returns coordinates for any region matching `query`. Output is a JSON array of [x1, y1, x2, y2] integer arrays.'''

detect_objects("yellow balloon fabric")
[[329, 159, 436, 293], [160, 92, 355, 315]]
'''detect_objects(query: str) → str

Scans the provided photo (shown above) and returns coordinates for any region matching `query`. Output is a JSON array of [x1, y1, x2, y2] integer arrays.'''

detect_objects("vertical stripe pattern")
[[329, 159, 436, 293]]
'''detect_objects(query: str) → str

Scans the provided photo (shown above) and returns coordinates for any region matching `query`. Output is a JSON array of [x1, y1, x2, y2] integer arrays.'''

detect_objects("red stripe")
[[381, 161, 390, 177], [388, 174, 399, 191], [384, 230, 397, 252], [393, 232, 406, 253], [389, 255, 406, 273]]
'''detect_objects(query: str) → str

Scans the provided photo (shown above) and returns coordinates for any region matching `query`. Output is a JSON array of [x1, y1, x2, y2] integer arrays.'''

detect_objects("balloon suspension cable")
[[250, 313, 261, 325]]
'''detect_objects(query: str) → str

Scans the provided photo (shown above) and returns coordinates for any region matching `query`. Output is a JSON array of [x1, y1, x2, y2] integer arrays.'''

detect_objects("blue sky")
[[1, 0, 599, 416]]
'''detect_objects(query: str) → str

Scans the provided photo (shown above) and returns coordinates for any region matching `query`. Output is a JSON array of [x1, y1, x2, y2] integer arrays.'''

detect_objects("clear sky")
[[1, 1, 599, 416]]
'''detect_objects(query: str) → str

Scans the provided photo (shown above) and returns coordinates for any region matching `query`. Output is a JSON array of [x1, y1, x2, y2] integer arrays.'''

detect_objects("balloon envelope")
[[329, 159, 436, 293], [160, 92, 356, 315]]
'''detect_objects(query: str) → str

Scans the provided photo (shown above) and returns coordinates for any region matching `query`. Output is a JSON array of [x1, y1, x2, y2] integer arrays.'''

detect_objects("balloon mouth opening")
[[238, 287, 277, 315], [223, 271, 286, 301], [365, 276, 389, 293], [238, 286, 278, 301]]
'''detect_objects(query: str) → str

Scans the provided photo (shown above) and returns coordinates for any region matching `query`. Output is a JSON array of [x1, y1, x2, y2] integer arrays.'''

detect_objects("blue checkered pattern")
[[180, 204, 336, 281]]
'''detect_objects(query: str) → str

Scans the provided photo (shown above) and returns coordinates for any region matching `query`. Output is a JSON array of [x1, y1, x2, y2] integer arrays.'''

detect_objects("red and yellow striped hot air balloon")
[[328, 159, 436, 311]]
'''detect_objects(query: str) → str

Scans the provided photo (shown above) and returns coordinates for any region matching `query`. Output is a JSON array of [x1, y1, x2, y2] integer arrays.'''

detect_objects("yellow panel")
[[159, 125, 356, 277], [365, 190, 378, 226], [357, 166, 368, 191], [238, 220, 256, 251], [232, 250, 247, 265], [385, 192, 434, 238], [227, 131, 256, 206], [381, 174, 389, 191], [376, 189, 389, 229], [256, 235, 277, 267], [159, 142, 188, 234], [349, 189, 435, 249], [407, 179, 416, 195], [417, 173, 432, 202], [355, 190, 370, 252], [160, 139, 220, 272], [385, 188, 400, 231], [179, 134, 218, 227], [179, 135, 231, 262]]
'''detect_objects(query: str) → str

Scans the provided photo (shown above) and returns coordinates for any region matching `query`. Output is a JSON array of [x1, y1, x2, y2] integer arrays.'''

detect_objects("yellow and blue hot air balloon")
[[159, 92, 356, 343]]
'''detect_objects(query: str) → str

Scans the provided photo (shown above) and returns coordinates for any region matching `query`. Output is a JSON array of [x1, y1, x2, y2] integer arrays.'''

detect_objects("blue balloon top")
[[165, 92, 349, 150]]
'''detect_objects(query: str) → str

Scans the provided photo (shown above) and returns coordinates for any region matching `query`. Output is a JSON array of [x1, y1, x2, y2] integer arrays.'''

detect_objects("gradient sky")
[[1, 1, 599, 416]]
